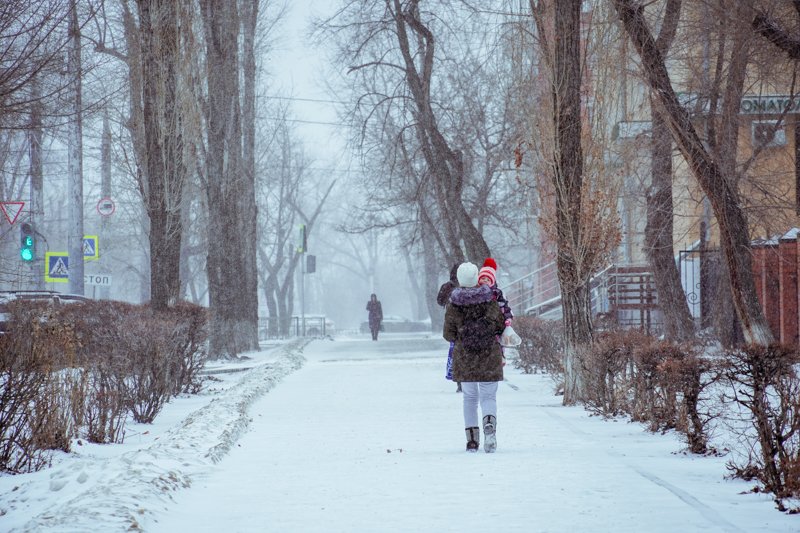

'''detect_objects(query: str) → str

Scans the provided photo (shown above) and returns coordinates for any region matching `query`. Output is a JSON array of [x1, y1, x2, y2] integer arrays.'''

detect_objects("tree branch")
[[752, 11, 800, 60]]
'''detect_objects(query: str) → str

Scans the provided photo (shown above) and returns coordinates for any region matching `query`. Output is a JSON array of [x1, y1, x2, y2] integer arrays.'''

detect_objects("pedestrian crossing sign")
[[83, 235, 99, 260], [45, 252, 69, 283]]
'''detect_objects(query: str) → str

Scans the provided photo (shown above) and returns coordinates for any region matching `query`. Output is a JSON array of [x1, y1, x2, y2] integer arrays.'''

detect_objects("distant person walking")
[[437, 264, 462, 393], [366, 293, 383, 341], [443, 262, 505, 453]]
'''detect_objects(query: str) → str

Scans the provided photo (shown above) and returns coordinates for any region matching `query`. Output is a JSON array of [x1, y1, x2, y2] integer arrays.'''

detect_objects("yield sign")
[[0, 201, 24, 224]]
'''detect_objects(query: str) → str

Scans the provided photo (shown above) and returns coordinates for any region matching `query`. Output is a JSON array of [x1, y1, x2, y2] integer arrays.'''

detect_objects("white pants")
[[462, 382, 498, 428]]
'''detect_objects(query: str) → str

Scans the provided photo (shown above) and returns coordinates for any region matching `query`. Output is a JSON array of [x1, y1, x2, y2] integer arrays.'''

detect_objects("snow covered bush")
[[0, 302, 79, 472], [165, 302, 208, 395], [721, 344, 800, 508], [581, 329, 716, 454], [511, 316, 564, 377], [581, 328, 647, 417], [59, 300, 130, 443], [638, 342, 715, 454], [0, 299, 209, 471], [88, 302, 208, 425]]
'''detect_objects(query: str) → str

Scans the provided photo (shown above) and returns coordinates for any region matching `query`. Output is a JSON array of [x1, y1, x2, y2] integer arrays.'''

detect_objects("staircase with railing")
[[501, 262, 661, 333]]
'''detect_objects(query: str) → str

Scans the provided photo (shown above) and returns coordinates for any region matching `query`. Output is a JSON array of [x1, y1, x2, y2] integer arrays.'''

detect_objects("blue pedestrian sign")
[[83, 235, 99, 260], [45, 252, 69, 283]]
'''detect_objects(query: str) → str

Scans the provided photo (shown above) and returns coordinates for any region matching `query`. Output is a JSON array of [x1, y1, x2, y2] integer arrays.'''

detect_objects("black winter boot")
[[465, 427, 480, 452], [483, 415, 497, 453]]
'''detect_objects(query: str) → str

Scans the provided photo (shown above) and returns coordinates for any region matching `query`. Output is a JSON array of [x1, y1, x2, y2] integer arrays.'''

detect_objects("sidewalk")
[[149, 334, 794, 533]]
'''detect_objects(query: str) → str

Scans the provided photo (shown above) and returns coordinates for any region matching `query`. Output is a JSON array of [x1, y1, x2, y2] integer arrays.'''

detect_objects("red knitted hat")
[[478, 258, 497, 286]]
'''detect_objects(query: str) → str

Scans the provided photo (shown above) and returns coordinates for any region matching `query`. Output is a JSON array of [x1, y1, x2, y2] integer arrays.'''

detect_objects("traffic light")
[[298, 224, 307, 253], [20, 222, 35, 262]]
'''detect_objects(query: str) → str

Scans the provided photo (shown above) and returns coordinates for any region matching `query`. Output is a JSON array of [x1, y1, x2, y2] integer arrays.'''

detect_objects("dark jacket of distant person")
[[366, 294, 383, 331]]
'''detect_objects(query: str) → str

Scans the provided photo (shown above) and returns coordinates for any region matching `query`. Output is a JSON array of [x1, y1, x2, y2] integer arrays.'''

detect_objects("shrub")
[[512, 316, 564, 375], [59, 300, 131, 442], [581, 328, 648, 417], [655, 348, 713, 454], [0, 298, 209, 471], [165, 302, 209, 395], [721, 344, 800, 507], [0, 303, 80, 472], [580, 328, 715, 454]]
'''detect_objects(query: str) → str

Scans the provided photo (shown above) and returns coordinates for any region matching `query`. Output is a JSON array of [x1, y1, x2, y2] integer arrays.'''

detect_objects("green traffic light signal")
[[20, 223, 35, 262]]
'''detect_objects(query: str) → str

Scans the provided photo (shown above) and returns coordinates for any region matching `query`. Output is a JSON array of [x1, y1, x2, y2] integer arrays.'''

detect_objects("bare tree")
[[134, 0, 187, 310], [200, 0, 259, 357], [752, 1, 800, 62], [390, 0, 490, 262], [529, 0, 594, 404], [613, 0, 774, 345], [255, 112, 336, 337], [237, 0, 260, 342], [642, 0, 695, 341], [0, 1, 80, 287], [0, 1, 72, 126], [321, 0, 502, 266]]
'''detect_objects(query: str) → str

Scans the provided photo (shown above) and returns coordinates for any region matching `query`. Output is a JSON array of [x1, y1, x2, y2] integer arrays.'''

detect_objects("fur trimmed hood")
[[449, 284, 493, 306]]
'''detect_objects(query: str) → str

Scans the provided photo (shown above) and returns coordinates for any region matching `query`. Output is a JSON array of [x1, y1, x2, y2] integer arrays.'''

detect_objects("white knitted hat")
[[456, 262, 479, 288]]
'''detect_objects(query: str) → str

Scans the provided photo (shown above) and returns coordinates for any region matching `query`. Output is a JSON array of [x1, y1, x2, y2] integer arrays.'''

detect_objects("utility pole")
[[98, 111, 111, 300], [28, 76, 45, 289], [67, 0, 84, 296]]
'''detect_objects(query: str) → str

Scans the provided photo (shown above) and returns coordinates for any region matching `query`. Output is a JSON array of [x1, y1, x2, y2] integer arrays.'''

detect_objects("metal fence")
[[258, 315, 331, 340]]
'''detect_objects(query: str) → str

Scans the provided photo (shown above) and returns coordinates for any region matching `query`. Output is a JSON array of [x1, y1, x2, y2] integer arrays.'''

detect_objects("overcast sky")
[[266, 1, 353, 173]]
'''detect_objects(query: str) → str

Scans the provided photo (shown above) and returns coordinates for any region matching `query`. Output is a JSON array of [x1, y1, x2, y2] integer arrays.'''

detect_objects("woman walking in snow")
[[443, 262, 505, 453], [366, 293, 383, 341]]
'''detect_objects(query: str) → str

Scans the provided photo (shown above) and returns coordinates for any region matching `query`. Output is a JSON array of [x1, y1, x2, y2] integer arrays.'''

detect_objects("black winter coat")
[[443, 284, 505, 382], [367, 299, 383, 330]]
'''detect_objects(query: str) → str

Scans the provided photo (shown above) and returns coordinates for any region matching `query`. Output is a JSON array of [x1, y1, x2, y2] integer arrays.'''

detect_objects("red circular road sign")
[[97, 197, 116, 217]]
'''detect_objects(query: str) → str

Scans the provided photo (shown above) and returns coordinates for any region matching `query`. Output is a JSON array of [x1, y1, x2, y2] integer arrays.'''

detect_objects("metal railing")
[[503, 262, 662, 333]]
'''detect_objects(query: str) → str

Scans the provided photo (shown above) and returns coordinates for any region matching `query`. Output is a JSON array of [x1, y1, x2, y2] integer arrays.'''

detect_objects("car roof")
[[0, 290, 90, 303]]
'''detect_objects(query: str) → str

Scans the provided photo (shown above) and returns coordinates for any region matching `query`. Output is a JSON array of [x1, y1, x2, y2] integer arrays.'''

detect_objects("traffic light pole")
[[299, 224, 306, 337], [301, 247, 305, 337]]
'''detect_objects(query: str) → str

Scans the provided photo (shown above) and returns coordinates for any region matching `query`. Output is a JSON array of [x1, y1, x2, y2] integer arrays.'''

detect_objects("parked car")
[[360, 314, 430, 334], [0, 290, 90, 333]]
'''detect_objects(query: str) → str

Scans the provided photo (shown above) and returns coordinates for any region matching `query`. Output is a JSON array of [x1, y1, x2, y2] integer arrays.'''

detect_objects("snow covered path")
[[149, 334, 794, 533]]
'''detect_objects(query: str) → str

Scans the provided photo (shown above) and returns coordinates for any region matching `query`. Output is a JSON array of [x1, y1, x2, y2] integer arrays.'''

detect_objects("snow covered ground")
[[1, 333, 797, 532]]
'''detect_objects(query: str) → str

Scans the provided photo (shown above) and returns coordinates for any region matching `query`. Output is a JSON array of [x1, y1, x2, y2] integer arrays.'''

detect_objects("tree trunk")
[[642, 0, 694, 342], [99, 111, 112, 300], [201, 0, 260, 357], [646, 105, 695, 341], [421, 220, 444, 332], [137, 0, 185, 310], [239, 0, 261, 341], [393, 0, 490, 262], [263, 274, 278, 337], [552, 0, 592, 405], [613, 0, 774, 345]]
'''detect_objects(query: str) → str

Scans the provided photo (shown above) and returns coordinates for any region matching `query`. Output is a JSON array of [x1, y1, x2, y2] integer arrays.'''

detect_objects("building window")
[[752, 120, 787, 148]]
